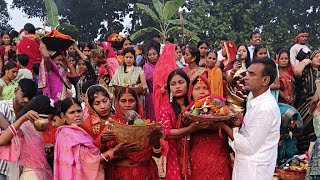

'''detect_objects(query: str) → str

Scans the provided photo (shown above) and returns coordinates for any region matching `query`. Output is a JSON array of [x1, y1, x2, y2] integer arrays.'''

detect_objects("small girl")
[[134, 44, 146, 67], [110, 47, 148, 96]]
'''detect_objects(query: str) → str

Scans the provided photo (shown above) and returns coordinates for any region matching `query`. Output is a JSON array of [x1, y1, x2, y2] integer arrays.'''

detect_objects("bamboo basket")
[[106, 120, 162, 149], [277, 169, 306, 180]]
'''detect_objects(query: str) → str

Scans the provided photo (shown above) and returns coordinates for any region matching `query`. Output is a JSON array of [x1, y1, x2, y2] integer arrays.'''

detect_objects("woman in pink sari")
[[0, 95, 54, 180], [54, 97, 135, 180], [100, 42, 120, 79]]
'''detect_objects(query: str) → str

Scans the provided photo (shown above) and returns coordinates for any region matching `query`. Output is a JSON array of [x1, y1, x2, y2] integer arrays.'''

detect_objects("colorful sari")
[[101, 42, 120, 79], [205, 65, 223, 96], [279, 70, 295, 105], [54, 124, 104, 180], [0, 79, 18, 100], [294, 64, 318, 153], [221, 41, 237, 72], [106, 91, 159, 180], [183, 66, 206, 82], [143, 61, 156, 122], [0, 121, 53, 179], [38, 58, 72, 102], [225, 63, 249, 114], [110, 66, 143, 87], [153, 44, 178, 122], [16, 34, 42, 70]]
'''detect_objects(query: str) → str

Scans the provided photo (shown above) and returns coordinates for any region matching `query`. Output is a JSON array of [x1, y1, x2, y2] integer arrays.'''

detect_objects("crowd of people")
[[0, 22, 319, 180]]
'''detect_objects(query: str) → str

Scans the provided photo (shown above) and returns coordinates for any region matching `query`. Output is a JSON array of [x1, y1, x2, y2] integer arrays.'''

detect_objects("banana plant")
[[44, 0, 77, 33], [130, 0, 199, 43]]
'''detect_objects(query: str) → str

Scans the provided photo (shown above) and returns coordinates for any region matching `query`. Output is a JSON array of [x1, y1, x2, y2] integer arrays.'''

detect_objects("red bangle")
[[9, 125, 17, 136]]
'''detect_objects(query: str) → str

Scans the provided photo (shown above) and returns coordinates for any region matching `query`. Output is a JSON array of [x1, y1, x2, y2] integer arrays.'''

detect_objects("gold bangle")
[[152, 147, 161, 154]]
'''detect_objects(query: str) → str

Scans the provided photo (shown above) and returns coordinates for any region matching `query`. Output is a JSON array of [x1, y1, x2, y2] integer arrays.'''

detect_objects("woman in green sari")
[[0, 61, 18, 100]]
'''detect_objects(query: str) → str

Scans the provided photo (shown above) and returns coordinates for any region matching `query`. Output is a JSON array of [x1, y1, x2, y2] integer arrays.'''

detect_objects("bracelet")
[[100, 153, 109, 162], [106, 149, 114, 159], [152, 147, 161, 154], [9, 125, 17, 136]]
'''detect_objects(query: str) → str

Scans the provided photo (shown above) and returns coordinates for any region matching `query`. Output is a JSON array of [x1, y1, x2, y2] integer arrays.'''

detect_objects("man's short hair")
[[251, 57, 277, 86], [249, 30, 261, 40], [165, 37, 174, 43], [17, 54, 29, 67], [23, 23, 36, 34], [18, 78, 37, 100]]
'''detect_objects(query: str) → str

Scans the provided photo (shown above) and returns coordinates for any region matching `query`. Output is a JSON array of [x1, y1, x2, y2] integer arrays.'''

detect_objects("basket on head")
[[106, 120, 162, 149]]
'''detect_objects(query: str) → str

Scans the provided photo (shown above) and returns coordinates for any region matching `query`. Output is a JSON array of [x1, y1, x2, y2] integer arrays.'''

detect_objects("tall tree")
[[0, 0, 11, 31]]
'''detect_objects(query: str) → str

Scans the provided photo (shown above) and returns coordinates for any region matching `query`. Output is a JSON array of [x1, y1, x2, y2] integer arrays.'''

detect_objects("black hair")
[[0, 31, 10, 45], [296, 48, 311, 61], [298, 30, 308, 34], [278, 49, 290, 60], [50, 51, 64, 60], [78, 42, 94, 51], [120, 37, 132, 49], [23, 23, 36, 34], [197, 40, 210, 48], [53, 100, 62, 116], [249, 30, 260, 40], [15, 95, 54, 120], [251, 57, 277, 86], [118, 87, 140, 113], [3, 61, 17, 73], [81, 80, 96, 94], [165, 37, 174, 43], [32, 63, 40, 75], [18, 78, 37, 100], [9, 30, 19, 41], [166, 69, 190, 118], [87, 85, 110, 107], [122, 47, 136, 73], [237, 44, 251, 69], [153, 34, 161, 38], [253, 44, 268, 60], [17, 54, 29, 67], [146, 40, 161, 55], [135, 44, 145, 55], [206, 50, 218, 58], [186, 46, 201, 66], [60, 97, 81, 114], [219, 36, 228, 41]]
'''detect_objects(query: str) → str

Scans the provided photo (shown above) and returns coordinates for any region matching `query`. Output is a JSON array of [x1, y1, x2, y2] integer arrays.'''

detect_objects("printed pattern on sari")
[[279, 71, 295, 105], [110, 66, 143, 87]]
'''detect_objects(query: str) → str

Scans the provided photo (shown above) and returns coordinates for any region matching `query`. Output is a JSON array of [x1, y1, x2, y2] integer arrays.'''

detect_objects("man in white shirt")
[[248, 30, 261, 61], [221, 57, 281, 180], [290, 30, 310, 68], [0, 78, 37, 179]]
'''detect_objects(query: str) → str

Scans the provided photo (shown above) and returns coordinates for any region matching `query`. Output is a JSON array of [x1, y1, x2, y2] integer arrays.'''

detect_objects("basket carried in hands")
[[106, 120, 162, 149], [276, 169, 306, 180]]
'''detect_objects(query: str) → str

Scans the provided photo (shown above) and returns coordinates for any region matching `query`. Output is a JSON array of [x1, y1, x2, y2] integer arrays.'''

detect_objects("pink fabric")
[[143, 62, 156, 122], [153, 44, 178, 122], [159, 103, 181, 180], [101, 42, 120, 79], [54, 124, 104, 180], [0, 121, 53, 179], [38, 58, 71, 102]]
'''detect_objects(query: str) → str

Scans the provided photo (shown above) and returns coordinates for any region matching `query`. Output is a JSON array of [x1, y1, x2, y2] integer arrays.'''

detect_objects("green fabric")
[[0, 79, 17, 100], [109, 66, 143, 87]]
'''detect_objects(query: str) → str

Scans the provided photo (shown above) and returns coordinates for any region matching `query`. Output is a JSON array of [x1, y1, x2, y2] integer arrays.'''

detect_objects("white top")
[[217, 49, 224, 62], [290, 44, 310, 68], [15, 68, 33, 82], [229, 89, 281, 180]]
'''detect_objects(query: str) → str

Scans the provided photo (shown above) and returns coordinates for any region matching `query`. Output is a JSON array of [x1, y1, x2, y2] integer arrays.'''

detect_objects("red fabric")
[[101, 42, 116, 59], [222, 41, 237, 72], [187, 75, 211, 103], [42, 122, 57, 145], [17, 35, 42, 70], [153, 44, 178, 122], [294, 32, 308, 44]]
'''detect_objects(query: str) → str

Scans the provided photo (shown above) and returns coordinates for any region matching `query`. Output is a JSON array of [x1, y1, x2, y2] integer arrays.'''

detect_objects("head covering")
[[294, 32, 308, 44], [98, 42, 120, 79], [224, 41, 237, 61], [187, 75, 211, 103], [310, 50, 320, 60], [101, 42, 116, 59]]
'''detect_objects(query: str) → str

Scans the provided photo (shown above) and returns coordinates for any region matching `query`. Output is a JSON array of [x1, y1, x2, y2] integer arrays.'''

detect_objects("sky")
[[6, 0, 43, 30]]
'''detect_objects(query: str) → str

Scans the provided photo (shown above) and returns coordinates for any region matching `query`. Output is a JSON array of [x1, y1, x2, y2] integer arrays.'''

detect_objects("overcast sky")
[[6, 0, 42, 30]]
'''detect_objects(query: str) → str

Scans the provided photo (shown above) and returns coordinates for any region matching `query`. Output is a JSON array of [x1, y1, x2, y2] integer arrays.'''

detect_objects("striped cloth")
[[0, 100, 15, 176]]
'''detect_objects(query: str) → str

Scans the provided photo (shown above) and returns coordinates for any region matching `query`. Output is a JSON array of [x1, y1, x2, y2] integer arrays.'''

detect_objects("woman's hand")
[[149, 129, 163, 146], [113, 142, 138, 157], [231, 114, 243, 127], [101, 129, 116, 143], [21, 110, 39, 123], [188, 121, 211, 133], [5, 46, 11, 52], [232, 61, 241, 72], [161, 85, 167, 94]]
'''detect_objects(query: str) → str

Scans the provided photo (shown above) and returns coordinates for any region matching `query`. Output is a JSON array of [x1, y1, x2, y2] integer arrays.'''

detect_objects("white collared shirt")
[[229, 89, 281, 180], [289, 44, 310, 68]]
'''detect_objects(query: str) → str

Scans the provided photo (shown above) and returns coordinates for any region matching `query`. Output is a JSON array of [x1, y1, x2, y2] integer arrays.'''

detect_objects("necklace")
[[1, 77, 11, 85]]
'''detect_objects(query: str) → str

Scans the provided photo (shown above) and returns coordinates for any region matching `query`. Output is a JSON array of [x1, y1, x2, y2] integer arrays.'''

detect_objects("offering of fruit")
[[125, 110, 153, 126], [189, 96, 231, 117]]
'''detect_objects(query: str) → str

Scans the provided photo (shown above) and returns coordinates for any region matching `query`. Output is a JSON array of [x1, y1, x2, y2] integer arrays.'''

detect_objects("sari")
[[16, 34, 42, 70], [183, 66, 206, 82], [143, 61, 156, 122], [205, 65, 223, 96], [0, 79, 18, 100], [186, 76, 231, 180], [225, 63, 249, 114], [38, 58, 72, 102], [279, 70, 295, 105], [54, 124, 104, 180], [221, 41, 237, 72], [101, 42, 120, 79], [278, 103, 303, 164], [109, 66, 144, 87], [106, 91, 159, 180], [294, 64, 318, 153], [153, 44, 178, 122], [0, 121, 53, 179]]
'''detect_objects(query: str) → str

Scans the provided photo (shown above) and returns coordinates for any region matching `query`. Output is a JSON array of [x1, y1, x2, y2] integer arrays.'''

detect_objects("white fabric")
[[289, 44, 310, 68], [14, 69, 33, 82], [217, 49, 224, 62], [229, 89, 281, 180]]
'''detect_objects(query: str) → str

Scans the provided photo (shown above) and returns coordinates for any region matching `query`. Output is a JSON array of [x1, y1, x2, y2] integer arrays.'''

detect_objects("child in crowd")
[[15, 53, 33, 81], [134, 44, 146, 67]]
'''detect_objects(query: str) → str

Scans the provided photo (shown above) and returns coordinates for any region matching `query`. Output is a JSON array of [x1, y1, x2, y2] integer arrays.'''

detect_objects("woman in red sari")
[[277, 49, 295, 105], [185, 75, 231, 180], [106, 87, 160, 180]]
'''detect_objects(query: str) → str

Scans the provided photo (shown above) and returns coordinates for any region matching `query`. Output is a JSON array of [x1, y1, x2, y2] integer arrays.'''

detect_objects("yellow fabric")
[[206, 65, 223, 96]]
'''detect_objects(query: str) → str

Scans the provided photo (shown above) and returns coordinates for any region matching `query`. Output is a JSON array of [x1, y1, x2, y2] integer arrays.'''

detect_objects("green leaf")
[[57, 23, 78, 33], [130, 27, 159, 41], [183, 28, 200, 42], [136, 3, 160, 23], [152, 0, 163, 19], [168, 19, 198, 29], [163, 0, 186, 20], [44, 0, 59, 28]]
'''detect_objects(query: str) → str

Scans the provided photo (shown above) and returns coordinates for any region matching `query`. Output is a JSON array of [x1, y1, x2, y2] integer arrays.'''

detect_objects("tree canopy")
[[0, 0, 11, 31]]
